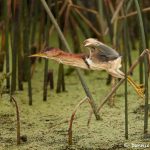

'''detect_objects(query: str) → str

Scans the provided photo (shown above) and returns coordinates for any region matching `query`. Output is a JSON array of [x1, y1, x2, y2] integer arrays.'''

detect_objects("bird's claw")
[[127, 76, 145, 98], [136, 84, 145, 98]]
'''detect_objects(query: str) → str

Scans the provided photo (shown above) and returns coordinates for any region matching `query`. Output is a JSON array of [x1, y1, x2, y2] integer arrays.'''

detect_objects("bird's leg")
[[127, 76, 144, 98]]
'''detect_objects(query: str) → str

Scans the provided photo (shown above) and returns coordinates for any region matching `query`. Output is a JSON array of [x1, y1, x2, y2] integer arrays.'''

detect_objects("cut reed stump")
[[68, 97, 92, 145], [11, 96, 21, 145]]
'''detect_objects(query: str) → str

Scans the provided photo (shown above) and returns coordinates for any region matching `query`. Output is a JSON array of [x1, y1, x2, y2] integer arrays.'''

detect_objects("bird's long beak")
[[29, 53, 48, 58]]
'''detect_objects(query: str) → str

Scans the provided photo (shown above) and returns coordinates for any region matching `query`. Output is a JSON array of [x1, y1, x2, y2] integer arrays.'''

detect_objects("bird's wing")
[[95, 41, 120, 61], [84, 38, 120, 61]]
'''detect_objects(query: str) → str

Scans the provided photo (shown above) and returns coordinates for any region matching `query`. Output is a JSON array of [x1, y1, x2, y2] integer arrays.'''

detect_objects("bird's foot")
[[127, 76, 145, 98], [135, 84, 145, 98]]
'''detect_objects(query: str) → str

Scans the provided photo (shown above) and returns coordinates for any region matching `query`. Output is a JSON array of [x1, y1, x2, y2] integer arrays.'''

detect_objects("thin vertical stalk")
[[142, 2, 149, 49], [134, 0, 149, 135], [56, 0, 65, 93], [123, 2, 128, 140], [17, 0, 23, 91], [125, 0, 133, 69], [23, 0, 32, 105], [127, 30, 132, 70], [97, 0, 104, 21], [55, 0, 62, 93], [139, 45, 144, 83], [29, 0, 39, 78], [40, 0, 100, 120], [0, 24, 5, 72], [61, 65, 65, 91], [97, 0, 106, 35], [43, 35, 49, 101], [11, 0, 20, 93], [56, 64, 65, 93], [56, 44, 65, 92], [43, 59, 49, 100], [30, 0, 39, 45], [4, 0, 10, 89], [43, 0, 51, 101]]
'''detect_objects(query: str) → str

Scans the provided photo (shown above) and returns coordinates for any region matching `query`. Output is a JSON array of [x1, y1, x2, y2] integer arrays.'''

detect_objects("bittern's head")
[[83, 38, 101, 48], [29, 47, 62, 58]]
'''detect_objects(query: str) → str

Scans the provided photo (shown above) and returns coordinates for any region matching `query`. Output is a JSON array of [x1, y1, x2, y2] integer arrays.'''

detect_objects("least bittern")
[[30, 38, 144, 98]]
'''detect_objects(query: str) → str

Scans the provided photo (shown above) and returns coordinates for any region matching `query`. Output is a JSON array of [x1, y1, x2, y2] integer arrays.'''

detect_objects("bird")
[[30, 38, 144, 98]]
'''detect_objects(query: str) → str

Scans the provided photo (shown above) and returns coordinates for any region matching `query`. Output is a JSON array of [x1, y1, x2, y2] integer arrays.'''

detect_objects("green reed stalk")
[[56, 0, 66, 93], [134, 0, 149, 135], [123, 1, 128, 140], [43, 0, 51, 101], [23, 0, 32, 105], [3, 0, 10, 89]]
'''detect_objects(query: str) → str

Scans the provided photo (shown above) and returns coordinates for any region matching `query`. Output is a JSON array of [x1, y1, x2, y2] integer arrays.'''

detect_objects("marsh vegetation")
[[0, 0, 150, 149]]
